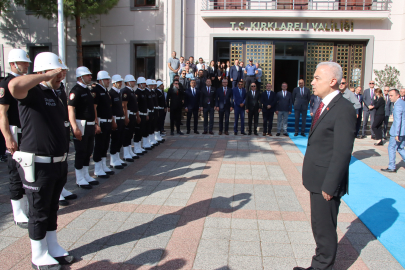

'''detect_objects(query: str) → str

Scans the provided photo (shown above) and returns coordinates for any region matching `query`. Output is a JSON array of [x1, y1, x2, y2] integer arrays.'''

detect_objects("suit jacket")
[[276, 91, 292, 112], [232, 87, 246, 109], [302, 93, 356, 197], [229, 65, 243, 81], [261, 90, 277, 112], [342, 88, 361, 111], [245, 90, 261, 111], [292, 87, 311, 111], [390, 99, 405, 137], [184, 88, 200, 110], [166, 87, 184, 110], [215, 86, 233, 110], [363, 88, 375, 111], [195, 76, 206, 90], [384, 94, 392, 116], [310, 94, 321, 115], [200, 86, 216, 108]]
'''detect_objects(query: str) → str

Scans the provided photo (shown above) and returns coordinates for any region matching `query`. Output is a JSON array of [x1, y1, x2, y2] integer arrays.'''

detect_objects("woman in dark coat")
[[371, 88, 385, 146]]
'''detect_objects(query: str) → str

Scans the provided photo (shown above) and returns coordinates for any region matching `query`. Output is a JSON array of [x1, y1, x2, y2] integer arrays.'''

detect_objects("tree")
[[374, 65, 402, 89], [15, 0, 119, 66], [0, 0, 13, 14]]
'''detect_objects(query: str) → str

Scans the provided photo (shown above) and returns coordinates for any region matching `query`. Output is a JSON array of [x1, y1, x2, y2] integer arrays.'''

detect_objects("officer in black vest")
[[91, 70, 115, 178], [0, 49, 30, 228], [150, 80, 163, 144], [109, 75, 127, 168], [10, 52, 74, 269], [135, 77, 151, 151], [154, 81, 166, 142], [167, 79, 185, 135], [68, 66, 99, 189], [121, 74, 140, 161], [146, 79, 158, 147]]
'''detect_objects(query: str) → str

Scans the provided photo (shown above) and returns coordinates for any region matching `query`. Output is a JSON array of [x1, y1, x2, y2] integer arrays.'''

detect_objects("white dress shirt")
[[320, 90, 340, 114]]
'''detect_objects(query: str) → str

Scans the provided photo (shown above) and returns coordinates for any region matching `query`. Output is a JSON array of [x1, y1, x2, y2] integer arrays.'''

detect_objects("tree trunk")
[[75, 0, 83, 66]]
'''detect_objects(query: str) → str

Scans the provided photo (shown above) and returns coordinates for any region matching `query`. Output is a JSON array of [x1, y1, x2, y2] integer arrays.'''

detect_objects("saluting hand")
[[44, 68, 62, 80]]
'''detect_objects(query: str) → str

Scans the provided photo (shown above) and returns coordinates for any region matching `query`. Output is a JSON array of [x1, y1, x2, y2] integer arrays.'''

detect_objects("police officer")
[[155, 81, 167, 142], [91, 71, 115, 178], [244, 58, 258, 91], [109, 75, 127, 168], [55, 62, 77, 206], [151, 80, 164, 143], [0, 49, 30, 228], [146, 79, 158, 147], [135, 77, 152, 150], [9, 52, 74, 269], [121, 75, 140, 162], [68, 66, 100, 189]]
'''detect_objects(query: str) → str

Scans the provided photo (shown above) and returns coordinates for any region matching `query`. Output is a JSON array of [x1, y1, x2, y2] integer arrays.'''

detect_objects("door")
[[274, 60, 299, 93]]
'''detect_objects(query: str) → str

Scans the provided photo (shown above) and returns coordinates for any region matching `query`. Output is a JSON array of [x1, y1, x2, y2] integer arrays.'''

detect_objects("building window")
[[27, 45, 50, 74], [82, 45, 101, 81], [134, 44, 156, 79], [134, 0, 155, 7]]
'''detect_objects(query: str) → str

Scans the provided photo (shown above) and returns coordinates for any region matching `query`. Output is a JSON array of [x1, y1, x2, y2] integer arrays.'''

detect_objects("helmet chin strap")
[[14, 62, 23, 74], [81, 76, 90, 86]]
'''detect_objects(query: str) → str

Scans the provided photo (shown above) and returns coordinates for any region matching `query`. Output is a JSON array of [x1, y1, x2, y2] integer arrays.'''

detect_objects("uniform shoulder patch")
[[0, 88, 4, 98], [91, 92, 96, 98], [123, 93, 127, 98], [69, 93, 75, 100]]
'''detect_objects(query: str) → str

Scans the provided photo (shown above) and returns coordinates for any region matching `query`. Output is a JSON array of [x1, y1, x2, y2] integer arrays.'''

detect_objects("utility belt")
[[75, 120, 95, 136], [155, 106, 164, 110], [98, 118, 113, 123], [113, 116, 125, 121], [147, 109, 154, 113], [127, 111, 137, 117], [139, 112, 148, 116], [13, 152, 67, 183], [9, 125, 22, 145]]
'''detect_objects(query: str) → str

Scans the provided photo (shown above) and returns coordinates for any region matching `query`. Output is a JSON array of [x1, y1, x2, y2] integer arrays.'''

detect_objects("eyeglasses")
[[251, 85, 256, 87], [173, 83, 179, 85], [369, 83, 375, 84], [340, 82, 346, 84]]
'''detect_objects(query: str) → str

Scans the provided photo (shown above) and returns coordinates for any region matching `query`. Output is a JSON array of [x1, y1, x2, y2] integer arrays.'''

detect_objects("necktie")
[[239, 89, 242, 97], [224, 88, 226, 96], [192, 88, 195, 96], [301, 88, 303, 96], [311, 102, 324, 130], [207, 87, 210, 104], [283, 91, 285, 98], [252, 91, 255, 97], [370, 89, 374, 99], [402, 96, 404, 100], [267, 91, 270, 99]]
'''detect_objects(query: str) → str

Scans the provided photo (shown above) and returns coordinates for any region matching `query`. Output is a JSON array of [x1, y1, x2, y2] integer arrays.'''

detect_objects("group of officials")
[[0, 49, 168, 270]]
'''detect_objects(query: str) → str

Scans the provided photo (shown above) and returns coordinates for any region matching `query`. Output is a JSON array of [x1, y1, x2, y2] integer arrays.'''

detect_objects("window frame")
[[130, 40, 159, 80], [82, 42, 103, 82], [26, 43, 52, 74], [131, 0, 158, 11]]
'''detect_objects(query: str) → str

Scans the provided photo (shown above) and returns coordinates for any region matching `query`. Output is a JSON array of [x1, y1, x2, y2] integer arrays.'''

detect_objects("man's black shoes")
[[381, 168, 396, 173], [294, 133, 298, 136], [276, 133, 280, 136]]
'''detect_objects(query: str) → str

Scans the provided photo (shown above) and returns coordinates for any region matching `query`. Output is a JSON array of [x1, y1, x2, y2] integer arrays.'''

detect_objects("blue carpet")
[[289, 133, 405, 267]]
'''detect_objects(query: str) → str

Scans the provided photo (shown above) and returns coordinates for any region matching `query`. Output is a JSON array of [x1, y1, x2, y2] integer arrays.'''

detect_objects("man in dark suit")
[[200, 78, 216, 135], [275, 82, 292, 136], [292, 79, 311, 136], [355, 86, 363, 138], [184, 79, 200, 134], [261, 83, 276, 136], [229, 59, 243, 89], [215, 79, 233, 135], [295, 62, 356, 270], [232, 81, 247, 135], [166, 79, 184, 135], [310, 94, 321, 118], [383, 86, 392, 139], [361, 80, 376, 139], [245, 83, 261, 135], [195, 70, 206, 91]]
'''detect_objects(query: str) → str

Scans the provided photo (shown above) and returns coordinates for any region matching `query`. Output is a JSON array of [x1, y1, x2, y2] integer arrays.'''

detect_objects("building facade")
[[0, 0, 404, 91]]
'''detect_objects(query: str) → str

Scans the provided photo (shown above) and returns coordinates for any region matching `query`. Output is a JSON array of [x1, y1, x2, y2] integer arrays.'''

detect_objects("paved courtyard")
[[0, 134, 403, 270]]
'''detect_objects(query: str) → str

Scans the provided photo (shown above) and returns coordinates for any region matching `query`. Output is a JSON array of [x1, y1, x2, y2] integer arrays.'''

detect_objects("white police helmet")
[[33, 52, 64, 73], [157, 81, 163, 88], [137, 77, 146, 84], [151, 80, 157, 85], [124, 75, 136, 83], [76, 66, 92, 78], [97, 70, 111, 80], [146, 79, 153, 85], [60, 60, 68, 70], [111, 74, 123, 84], [8, 49, 31, 63]]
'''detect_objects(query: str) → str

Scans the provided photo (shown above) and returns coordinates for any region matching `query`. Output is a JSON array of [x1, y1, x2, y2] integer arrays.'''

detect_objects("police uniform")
[[146, 86, 156, 147], [155, 83, 166, 142], [91, 83, 114, 177], [109, 86, 126, 168], [0, 72, 28, 228], [121, 85, 139, 161], [150, 85, 160, 145], [68, 81, 99, 187], [152, 86, 164, 143], [134, 86, 151, 150]]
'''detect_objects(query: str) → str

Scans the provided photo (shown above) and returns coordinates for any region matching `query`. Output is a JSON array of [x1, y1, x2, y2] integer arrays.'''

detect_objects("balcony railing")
[[201, 0, 390, 11]]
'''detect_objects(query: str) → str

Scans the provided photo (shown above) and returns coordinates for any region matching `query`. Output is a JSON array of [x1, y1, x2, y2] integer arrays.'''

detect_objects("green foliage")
[[374, 65, 402, 89], [0, 0, 13, 14]]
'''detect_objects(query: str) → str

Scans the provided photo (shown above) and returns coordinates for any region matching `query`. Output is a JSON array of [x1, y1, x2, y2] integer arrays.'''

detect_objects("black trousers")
[[248, 109, 259, 133], [187, 109, 199, 132], [256, 81, 261, 92], [134, 115, 148, 141], [263, 110, 274, 134], [245, 75, 255, 91], [170, 107, 182, 133], [110, 119, 125, 154], [8, 152, 24, 200], [123, 115, 136, 147], [372, 114, 385, 140], [355, 111, 362, 137], [383, 115, 390, 137], [218, 108, 230, 132], [154, 110, 160, 132], [93, 122, 112, 162], [148, 112, 155, 135], [20, 161, 67, 240], [310, 192, 341, 270], [294, 108, 308, 133], [203, 107, 214, 132], [73, 124, 95, 169]]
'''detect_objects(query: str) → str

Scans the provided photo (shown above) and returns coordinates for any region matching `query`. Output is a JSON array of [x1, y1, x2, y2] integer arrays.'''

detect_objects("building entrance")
[[274, 60, 299, 93]]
